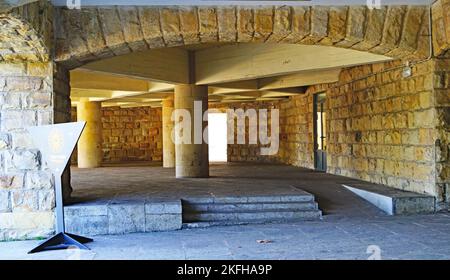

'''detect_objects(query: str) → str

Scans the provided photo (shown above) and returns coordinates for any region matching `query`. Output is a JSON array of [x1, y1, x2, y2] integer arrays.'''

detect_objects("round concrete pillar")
[[174, 84, 209, 178], [77, 98, 102, 168], [162, 97, 175, 168]]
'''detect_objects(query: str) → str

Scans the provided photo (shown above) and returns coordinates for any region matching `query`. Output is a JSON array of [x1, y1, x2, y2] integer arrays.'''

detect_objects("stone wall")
[[0, 61, 55, 240], [71, 106, 163, 164], [102, 107, 162, 163], [432, 0, 450, 57], [226, 59, 448, 204], [434, 58, 450, 205]]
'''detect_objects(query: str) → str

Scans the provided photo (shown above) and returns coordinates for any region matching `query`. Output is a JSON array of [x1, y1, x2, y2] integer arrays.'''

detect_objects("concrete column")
[[77, 98, 102, 168], [174, 84, 209, 178], [162, 97, 175, 168]]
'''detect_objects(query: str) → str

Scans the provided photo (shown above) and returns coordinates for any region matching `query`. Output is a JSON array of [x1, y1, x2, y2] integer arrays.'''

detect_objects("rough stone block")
[[11, 190, 38, 212], [0, 212, 54, 230], [145, 200, 182, 214], [108, 203, 145, 234], [145, 214, 182, 232], [0, 190, 11, 212], [0, 110, 37, 131], [8, 149, 40, 171], [25, 171, 53, 189], [65, 215, 109, 236], [38, 190, 55, 211], [0, 173, 24, 189], [65, 204, 108, 217]]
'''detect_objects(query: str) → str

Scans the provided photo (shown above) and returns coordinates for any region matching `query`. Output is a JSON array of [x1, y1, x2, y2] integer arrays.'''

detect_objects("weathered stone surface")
[[25, 171, 53, 189], [198, 7, 218, 42], [178, 7, 200, 45], [138, 7, 165, 48], [118, 6, 147, 52], [371, 6, 407, 54], [37, 190, 55, 211], [97, 7, 129, 56], [353, 7, 387, 51], [108, 203, 145, 234], [281, 6, 310, 43], [253, 7, 273, 42], [0, 173, 24, 189], [11, 190, 38, 212], [0, 133, 11, 150], [237, 6, 254, 42], [65, 215, 108, 236], [145, 200, 182, 214], [8, 149, 40, 170], [0, 191, 11, 212], [320, 7, 347, 46], [0, 110, 36, 131], [159, 7, 183, 47], [336, 6, 366, 48], [145, 214, 182, 232], [65, 204, 108, 217], [217, 7, 237, 42], [266, 6, 291, 42], [0, 212, 54, 231], [23, 91, 51, 109], [301, 6, 328, 44], [72, 106, 162, 164]]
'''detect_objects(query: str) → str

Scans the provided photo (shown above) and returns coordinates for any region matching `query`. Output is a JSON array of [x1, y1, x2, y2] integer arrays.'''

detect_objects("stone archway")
[[55, 5, 431, 69], [2, 0, 450, 241]]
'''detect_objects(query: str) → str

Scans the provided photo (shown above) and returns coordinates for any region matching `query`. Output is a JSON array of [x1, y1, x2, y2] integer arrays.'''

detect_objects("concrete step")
[[182, 194, 315, 204], [183, 201, 318, 212], [183, 209, 322, 222], [182, 216, 322, 228]]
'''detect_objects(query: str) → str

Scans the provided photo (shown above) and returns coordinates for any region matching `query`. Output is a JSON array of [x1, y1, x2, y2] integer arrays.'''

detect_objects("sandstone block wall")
[[227, 59, 449, 204], [71, 106, 163, 164], [0, 61, 55, 240]]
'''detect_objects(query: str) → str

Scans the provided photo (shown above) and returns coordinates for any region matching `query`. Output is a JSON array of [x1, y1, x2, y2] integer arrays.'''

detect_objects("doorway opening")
[[208, 113, 228, 162], [314, 92, 327, 172]]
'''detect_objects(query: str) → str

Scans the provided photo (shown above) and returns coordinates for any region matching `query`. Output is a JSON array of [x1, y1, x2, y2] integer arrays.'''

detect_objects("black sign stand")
[[28, 170, 93, 254], [28, 122, 93, 254]]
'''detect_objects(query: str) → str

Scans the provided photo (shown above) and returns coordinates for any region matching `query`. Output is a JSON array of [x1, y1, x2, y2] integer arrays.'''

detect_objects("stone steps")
[[183, 201, 319, 212], [182, 193, 322, 226]]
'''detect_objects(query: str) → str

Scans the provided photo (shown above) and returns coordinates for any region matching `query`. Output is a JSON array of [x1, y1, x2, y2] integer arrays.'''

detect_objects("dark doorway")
[[314, 93, 327, 172]]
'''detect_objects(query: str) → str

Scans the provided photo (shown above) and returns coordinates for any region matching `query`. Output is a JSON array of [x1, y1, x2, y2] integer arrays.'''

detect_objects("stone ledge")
[[64, 199, 183, 236], [343, 183, 436, 215]]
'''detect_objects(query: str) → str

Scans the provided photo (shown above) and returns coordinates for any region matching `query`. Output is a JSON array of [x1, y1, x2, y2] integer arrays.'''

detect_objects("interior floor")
[[69, 162, 388, 219]]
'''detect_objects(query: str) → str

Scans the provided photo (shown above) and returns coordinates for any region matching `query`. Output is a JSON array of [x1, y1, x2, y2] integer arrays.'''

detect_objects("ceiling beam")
[[81, 48, 190, 84], [195, 44, 391, 85], [258, 68, 341, 90]]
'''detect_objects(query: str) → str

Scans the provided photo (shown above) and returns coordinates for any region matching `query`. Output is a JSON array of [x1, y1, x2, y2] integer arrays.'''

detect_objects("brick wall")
[[71, 106, 163, 164]]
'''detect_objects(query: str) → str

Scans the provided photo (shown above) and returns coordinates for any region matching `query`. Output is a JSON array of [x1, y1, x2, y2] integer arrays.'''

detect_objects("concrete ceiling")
[[71, 43, 392, 108]]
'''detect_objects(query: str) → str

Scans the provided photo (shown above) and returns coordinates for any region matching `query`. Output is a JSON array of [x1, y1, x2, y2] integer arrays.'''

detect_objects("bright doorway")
[[208, 113, 228, 162]]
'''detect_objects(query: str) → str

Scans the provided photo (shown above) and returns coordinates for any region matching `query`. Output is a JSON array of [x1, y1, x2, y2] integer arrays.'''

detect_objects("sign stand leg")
[[28, 174, 93, 254]]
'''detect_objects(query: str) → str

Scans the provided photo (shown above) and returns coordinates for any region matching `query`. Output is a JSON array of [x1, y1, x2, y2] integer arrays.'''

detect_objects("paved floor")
[[1, 163, 449, 260], [67, 162, 321, 204]]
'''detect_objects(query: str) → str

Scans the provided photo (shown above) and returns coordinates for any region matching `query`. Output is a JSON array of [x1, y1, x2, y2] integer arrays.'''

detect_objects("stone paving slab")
[[2, 213, 450, 260]]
